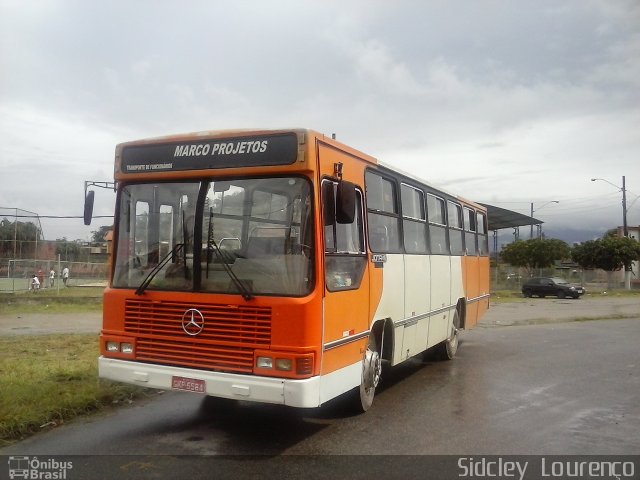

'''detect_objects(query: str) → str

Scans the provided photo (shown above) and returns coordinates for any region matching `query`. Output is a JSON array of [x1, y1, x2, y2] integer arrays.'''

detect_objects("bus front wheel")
[[354, 333, 382, 412]]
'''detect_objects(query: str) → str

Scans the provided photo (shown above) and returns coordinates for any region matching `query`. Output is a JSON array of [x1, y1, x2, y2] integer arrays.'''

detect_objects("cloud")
[[0, 0, 638, 242]]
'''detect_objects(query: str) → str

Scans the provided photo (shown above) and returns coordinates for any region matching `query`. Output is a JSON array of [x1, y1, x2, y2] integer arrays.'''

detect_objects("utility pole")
[[591, 176, 631, 289], [530, 203, 534, 239], [530, 201, 559, 239], [622, 176, 628, 237], [622, 176, 630, 290]]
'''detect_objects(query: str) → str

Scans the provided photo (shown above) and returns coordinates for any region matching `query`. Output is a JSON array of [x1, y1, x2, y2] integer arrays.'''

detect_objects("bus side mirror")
[[336, 181, 356, 224], [84, 190, 95, 226]]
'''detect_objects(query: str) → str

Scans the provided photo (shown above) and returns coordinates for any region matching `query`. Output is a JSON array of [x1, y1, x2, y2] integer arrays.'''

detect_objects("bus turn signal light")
[[296, 356, 313, 375]]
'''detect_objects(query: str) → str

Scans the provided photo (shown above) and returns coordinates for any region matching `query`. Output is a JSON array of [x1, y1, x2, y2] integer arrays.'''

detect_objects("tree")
[[570, 239, 599, 270], [0, 218, 42, 258], [91, 225, 113, 242], [500, 238, 570, 275], [603, 235, 640, 271], [572, 236, 640, 272], [55, 238, 82, 262]]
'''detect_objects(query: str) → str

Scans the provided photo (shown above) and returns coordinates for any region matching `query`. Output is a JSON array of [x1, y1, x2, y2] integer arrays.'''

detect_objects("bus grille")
[[124, 299, 272, 373]]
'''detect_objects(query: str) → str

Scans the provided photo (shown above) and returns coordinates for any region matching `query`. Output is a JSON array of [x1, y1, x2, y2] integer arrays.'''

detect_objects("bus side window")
[[447, 201, 464, 255], [365, 171, 401, 253], [464, 207, 477, 255], [427, 194, 449, 255], [401, 184, 428, 254], [476, 211, 489, 256]]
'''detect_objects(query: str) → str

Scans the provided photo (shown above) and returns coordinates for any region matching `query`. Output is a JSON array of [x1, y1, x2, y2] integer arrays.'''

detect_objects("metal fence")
[[492, 265, 639, 292], [0, 259, 108, 292], [1, 258, 635, 293]]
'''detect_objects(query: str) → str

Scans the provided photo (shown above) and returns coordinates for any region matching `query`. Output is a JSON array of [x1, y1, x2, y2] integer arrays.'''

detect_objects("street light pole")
[[530, 201, 559, 239], [530, 203, 534, 239], [621, 176, 631, 290], [622, 175, 628, 238], [529, 202, 533, 239], [591, 176, 631, 289]]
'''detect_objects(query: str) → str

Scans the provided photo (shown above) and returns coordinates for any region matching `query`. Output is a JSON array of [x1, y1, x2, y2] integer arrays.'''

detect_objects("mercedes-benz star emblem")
[[181, 308, 205, 336]]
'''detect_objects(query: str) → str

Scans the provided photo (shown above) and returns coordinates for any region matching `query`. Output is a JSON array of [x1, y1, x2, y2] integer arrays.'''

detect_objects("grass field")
[[0, 334, 149, 446], [0, 287, 152, 446], [0, 287, 104, 315]]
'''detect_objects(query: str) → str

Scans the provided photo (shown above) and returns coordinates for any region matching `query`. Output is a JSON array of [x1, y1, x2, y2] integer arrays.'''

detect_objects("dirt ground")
[[0, 296, 638, 336], [480, 295, 640, 327], [0, 311, 102, 336]]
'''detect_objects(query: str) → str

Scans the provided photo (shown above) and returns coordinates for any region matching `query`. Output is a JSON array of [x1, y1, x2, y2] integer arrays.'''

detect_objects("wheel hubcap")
[[449, 327, 458, 350], [363, 348, 381, 391], [447, 313, 460, 355]]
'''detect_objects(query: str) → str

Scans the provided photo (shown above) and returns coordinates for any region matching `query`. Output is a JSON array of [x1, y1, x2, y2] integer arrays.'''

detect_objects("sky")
[[1, 0, 639, 245]]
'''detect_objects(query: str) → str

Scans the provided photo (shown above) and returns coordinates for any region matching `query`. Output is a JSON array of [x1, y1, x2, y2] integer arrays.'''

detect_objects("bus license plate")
[[171, 376, 206, 393]]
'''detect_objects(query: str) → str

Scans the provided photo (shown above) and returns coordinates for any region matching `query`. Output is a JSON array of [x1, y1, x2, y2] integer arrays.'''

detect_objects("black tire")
[[557, 290, 566, 299], [523, 290, 532, 298]]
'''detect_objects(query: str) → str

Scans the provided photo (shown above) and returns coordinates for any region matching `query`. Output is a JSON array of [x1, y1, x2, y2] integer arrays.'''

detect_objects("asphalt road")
[[1, 298, 639, 479]]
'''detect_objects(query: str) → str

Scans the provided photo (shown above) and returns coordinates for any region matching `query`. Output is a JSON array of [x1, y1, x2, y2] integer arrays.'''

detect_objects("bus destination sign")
[[121, 133, 298, 173]]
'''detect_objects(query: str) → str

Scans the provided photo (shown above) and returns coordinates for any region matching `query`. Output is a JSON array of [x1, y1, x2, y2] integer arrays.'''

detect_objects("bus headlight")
[[275, 358, 292, 371], [101, 335, 135, 357], [256, 357, 293, 371], [254, 351, 314, 378], [256, 357, 273, 369]]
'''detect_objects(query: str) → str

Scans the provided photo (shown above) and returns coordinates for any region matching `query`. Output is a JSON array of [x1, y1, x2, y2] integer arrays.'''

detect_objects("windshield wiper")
[[207, 207, 253, 301], [135, 243, 185, 295]]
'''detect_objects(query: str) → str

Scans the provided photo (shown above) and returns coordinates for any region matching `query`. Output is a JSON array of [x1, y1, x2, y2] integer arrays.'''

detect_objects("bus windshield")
[[113, 177, 314, 297]]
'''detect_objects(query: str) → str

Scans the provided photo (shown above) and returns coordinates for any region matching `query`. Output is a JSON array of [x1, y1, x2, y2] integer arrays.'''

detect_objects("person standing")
[[49, 268, 56, 288], [62, 266, 70, 286]]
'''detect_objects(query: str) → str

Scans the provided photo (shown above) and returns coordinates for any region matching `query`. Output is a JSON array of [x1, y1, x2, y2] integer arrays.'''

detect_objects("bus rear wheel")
[[435, 309, 460, 360], [354, 333, 382, 412]]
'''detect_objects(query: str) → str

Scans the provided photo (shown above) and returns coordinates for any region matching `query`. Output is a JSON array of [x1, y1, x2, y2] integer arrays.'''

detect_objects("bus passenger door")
[[321, 180, 370, 399]]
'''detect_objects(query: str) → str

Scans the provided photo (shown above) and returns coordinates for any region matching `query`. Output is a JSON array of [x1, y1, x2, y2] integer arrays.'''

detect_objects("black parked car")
[[522, 277, 585, 299]]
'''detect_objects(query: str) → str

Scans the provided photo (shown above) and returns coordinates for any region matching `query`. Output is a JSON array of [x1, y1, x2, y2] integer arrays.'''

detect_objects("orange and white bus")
[[91, 128, 490, 412]]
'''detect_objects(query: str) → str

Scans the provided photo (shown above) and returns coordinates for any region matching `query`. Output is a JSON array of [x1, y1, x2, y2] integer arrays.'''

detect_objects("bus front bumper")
[[98, 356, 323, 408]]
